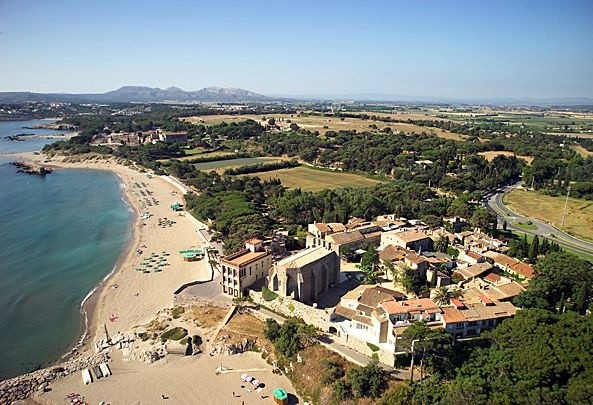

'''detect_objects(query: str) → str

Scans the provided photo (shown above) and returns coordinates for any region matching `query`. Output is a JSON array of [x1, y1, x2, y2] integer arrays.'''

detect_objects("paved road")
[[485, 184, 593, 257]]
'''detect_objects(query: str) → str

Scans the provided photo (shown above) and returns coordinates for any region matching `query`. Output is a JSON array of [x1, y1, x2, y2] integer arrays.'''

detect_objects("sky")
[[0, 0, 592, 99]]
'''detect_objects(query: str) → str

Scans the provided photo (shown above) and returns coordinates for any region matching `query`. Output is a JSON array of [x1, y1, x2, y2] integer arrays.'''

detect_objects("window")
[[355, 323, 369, 331]]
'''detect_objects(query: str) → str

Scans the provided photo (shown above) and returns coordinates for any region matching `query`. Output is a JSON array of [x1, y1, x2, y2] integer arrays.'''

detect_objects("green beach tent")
[[273, 388, 288, 405]]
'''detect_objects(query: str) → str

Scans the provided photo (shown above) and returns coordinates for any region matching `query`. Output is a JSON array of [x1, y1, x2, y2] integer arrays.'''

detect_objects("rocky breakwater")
[[10, 161, 53, 176], [0, 353, 109, 405]]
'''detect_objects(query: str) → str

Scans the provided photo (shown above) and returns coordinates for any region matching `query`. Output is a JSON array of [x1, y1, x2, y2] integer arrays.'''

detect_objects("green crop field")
[[194, 157, 281, 171], [247, 165, 382, 192]]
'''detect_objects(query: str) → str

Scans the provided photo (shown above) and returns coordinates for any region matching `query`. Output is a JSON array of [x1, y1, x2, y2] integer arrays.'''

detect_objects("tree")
[[435, 236, 449, 253], [528, 235, 540, 263], [267, 117, 276, 126], [347, 361, 388, 399], [514, 251, 593, 312], [263, 318, 281, 341], [470, 207, 497, 234], [382, 259, 399, 286], [321, 359, 345, 385], [332, 379, 352, 401], [432, 286, 461, 306], [502, 219, 508, 232], [361, 245, 379, 269]]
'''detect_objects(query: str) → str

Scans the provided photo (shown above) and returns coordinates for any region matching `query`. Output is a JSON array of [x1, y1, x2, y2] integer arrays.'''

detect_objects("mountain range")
[[0, 86, 591, 106], [0, 86, 272, 104]]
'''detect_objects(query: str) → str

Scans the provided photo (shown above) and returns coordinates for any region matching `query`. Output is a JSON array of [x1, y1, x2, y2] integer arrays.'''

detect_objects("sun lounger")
[[82, 368, 92, 385], [99, 362, 111, 377]]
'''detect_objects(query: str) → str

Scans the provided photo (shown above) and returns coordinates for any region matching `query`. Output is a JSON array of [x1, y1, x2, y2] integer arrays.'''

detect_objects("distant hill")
[[0, 86, 272, 104]]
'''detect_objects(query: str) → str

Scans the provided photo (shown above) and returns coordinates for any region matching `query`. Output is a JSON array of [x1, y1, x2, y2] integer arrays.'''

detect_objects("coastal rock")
[[0, 353, 109, 404]]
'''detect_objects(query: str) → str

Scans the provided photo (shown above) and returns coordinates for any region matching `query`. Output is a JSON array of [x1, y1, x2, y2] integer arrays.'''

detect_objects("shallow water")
[[0, 120, 132, 379]]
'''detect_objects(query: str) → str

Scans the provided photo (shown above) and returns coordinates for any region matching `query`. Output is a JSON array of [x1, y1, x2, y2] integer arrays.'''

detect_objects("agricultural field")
[[183, 113, 467, 140], [478, 151, 534, 164], [176, 150, 236, 161], [194, 157, 282, 171], [504, 189, 593, 242], [440, 109, 593, 135], [246, 165, 382, 192], [572, 145, 593, 157]]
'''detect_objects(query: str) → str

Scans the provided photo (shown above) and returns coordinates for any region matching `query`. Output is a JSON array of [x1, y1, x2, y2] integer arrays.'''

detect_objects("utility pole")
[[561, 185, 571, 226]]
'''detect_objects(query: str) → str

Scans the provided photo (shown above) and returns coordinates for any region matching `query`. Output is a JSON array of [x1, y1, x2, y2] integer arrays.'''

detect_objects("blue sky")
[[0, 0, 592, 99]]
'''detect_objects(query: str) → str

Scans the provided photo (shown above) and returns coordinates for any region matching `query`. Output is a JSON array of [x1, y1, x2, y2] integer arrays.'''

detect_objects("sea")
[[0, 120, 132, 379]]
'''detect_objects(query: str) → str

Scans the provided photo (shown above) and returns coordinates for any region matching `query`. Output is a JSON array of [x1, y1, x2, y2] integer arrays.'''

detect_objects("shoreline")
[[19, 151, 213, 364], [62, 175, 138, 363]]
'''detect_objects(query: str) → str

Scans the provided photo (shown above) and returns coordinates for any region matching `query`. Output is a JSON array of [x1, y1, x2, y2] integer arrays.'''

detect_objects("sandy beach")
[[35, 351, 295, 405], [12, 152, 298, 404]]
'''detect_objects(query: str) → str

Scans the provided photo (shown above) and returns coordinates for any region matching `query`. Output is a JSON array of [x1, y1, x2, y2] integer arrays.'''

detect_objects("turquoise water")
[[0, 121, 132, 379]]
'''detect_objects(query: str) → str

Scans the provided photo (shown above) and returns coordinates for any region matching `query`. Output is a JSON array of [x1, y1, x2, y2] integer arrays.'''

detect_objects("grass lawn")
[[248, 165, 382, 192], [194, 157, 281, 171], [505, 189, 593, 242], [514, 221, 538, 230]]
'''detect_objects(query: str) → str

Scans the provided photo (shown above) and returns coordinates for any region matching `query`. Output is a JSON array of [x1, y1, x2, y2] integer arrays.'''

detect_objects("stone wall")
[[172, 294, 231, 308], [0, 353, 109, 405], [249, 290, 330, 331], [332, 331, 395, 366]]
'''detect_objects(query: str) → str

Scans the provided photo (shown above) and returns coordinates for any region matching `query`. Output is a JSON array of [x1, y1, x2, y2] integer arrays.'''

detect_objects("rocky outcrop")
[[10, 161, 53, 176], [209, 337, 256, 356], [0, 353, 109, 405]]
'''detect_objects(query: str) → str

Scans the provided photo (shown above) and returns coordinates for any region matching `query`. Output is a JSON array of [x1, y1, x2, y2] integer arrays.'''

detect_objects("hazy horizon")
[[1, 0, 592, 99]]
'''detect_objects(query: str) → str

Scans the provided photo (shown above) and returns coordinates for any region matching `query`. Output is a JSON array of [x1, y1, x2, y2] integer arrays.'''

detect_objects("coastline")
[[21, 151, 212, 360], [2, 151, 300, 405], [63, 178, 138, 363]]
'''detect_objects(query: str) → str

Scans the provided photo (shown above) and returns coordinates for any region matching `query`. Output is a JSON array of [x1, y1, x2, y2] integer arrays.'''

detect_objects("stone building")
[[220, 239, 272, 298], [268, 246, 339, 305]]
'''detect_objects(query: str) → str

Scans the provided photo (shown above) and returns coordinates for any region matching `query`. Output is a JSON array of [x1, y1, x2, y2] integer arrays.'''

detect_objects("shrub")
[[262, 286, 278, 302], [321, 359, 345, 385], [160, 327, 188, 342], [367, 342, 380, 352], [171, 306, 185, 319], [333, 379, 352, 401]]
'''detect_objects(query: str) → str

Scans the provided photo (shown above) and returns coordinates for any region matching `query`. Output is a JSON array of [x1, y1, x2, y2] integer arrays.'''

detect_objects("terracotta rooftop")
[[358, 286, 405, 307], [455, 262, 492, 280], [245, 238, 263, 245], [442, 306, 466, 323], [510, 262, 534, 278], [381, 298, 439, 315], [466, 251, 484, 260], [484, 272, 501, 283], [392, 230, 431, 243], [379, 245, 407, 262], [221, 249, 269, 268], [326, 230, 364, 245], [482, 251, 519, 268], [442, 301, 517, 324]]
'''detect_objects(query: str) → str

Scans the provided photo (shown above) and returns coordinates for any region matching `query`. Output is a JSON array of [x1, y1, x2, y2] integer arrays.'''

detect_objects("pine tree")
[[528, 235, 540, 263]]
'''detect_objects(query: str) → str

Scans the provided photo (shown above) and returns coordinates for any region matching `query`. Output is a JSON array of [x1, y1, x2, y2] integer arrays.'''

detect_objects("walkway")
[[251, 307, 415, 380]]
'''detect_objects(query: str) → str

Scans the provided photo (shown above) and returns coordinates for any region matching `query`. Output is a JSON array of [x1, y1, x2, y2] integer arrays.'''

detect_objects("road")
[[485, 184, 593, 257]]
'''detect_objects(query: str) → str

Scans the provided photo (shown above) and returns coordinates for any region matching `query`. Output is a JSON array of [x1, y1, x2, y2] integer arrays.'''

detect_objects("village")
[[215, 214, 533, 367]]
